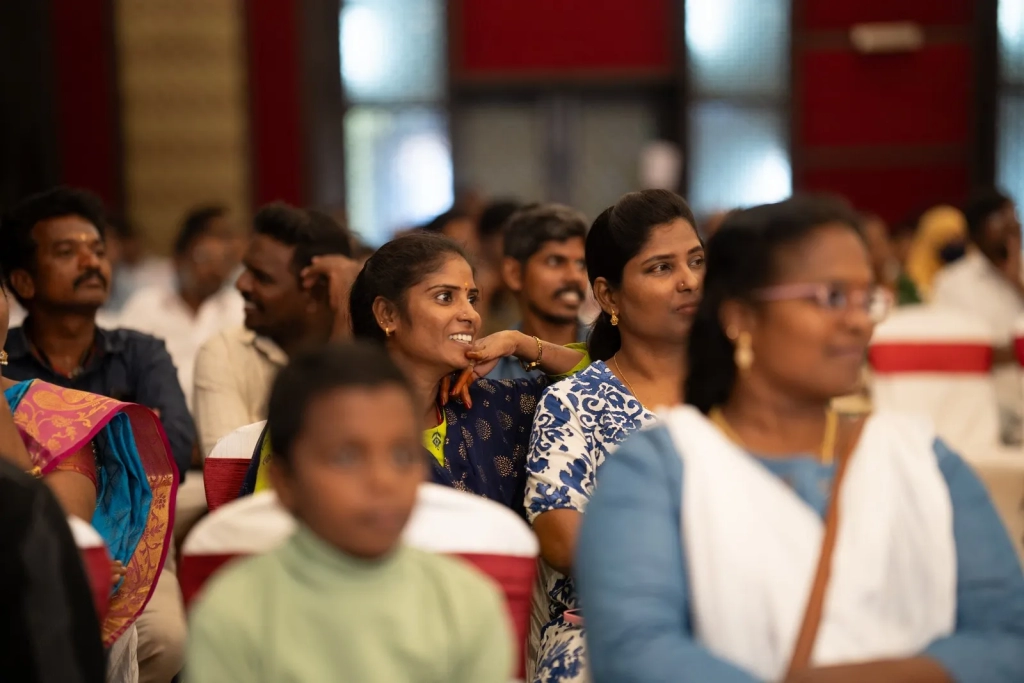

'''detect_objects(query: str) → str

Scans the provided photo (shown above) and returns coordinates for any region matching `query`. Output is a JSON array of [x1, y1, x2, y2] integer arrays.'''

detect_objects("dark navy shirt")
[[4, 323, 195, 481]]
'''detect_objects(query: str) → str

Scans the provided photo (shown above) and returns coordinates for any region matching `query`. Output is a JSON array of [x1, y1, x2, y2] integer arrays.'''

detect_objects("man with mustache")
[[487, 203, 590, 381], [192, 203, 356, 457], [0, 185, 195, 683], [0, 186, 194, 476]]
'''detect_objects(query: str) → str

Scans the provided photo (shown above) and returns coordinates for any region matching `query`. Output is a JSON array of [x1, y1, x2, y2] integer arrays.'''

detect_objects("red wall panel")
[[799, 165, 969, 223], [793, 0, 976, 222], [247, 0, 304, 205], [802, 0, 974, 29], [457, 0, 672, 75], [50, 0, 118, 207], [798, 46, 971, 147]]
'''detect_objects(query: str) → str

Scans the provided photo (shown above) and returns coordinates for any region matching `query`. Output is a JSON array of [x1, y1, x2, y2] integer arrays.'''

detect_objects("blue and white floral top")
[[524, 360, 657, 682]]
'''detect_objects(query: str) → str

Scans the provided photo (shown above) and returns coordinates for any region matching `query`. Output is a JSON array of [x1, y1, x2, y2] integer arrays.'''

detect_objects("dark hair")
[[585, 189, 697, 361], [267, 341, 411, 465], [174, 205, 228, 256], [422, 209, 470, 234], [349, 232, 469, 343], [253, 202, 352, 276], [503, 203, 588, 264], [107, 214, 136, 241], [963, 188, 1012, 243], [479, 200, 522, 239], [0, 186, 108, 296], [685, 195, 864, 414]]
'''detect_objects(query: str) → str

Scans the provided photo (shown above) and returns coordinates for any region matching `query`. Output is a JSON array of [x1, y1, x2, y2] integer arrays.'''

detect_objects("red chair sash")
[[204, 460, 252, 512], [181, 548, 538, 678], [455, 553, 537, 678], [869, 342, 992, 374], [179, 553, 240, 608], [80, 546, 111, 623]]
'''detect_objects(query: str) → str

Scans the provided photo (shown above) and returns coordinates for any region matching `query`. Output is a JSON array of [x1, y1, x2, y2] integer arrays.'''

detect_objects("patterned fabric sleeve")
[[525, 384, 594, 523], [496, 376, 547, 450]]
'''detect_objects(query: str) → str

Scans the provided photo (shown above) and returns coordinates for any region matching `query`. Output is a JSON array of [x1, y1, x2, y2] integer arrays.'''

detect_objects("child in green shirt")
[[186, 342, 513, 682]]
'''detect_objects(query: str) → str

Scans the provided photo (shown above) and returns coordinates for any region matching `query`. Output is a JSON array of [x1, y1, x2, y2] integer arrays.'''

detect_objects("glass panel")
[[453, 102, 548, 203], [344, 106, 452, 245], [340, 0, 444, 103], [571, 100, 659, 220], [998, 95, 1024, 208], [686, 0, 790, 99], [687, 102, 791, 215], [1000, 0, 1024, 84]]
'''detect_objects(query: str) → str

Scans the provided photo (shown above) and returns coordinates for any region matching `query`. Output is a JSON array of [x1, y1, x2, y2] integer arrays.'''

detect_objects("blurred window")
[[340, 0, 450, 244], [998, 0, 1024, 207], [685, 0, 792, 216]]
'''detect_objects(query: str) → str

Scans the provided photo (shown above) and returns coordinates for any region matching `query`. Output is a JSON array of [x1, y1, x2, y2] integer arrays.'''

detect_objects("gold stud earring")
[[0, 350, 7, 366], [610, 312, 619, 326], [734, 331, 753, 371]]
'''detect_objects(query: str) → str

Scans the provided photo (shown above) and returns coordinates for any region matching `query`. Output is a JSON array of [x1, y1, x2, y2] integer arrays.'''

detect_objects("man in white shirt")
[[193, 203, 357, 456], [933, 189, 1024, 444], [119, 206, 244, 411]]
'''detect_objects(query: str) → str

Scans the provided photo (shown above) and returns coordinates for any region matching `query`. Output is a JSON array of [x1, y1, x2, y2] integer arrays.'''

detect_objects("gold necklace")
[[708, 407, 839, 465], [612, 356, 647, 409]]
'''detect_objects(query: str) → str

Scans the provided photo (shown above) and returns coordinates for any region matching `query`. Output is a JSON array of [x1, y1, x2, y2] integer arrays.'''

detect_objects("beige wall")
[[115, 0, 251, 253]]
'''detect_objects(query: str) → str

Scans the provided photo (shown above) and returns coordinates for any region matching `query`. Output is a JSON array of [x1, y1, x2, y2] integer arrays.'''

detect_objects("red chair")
[[403, 484, 539, 681], [67, 515, 111, 623], [179, 491, 294, 608], [203, 421, 265, 512]]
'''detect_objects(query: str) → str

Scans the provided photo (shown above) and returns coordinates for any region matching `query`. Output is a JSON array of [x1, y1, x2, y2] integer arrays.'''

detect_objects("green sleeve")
[[452, 579, 515, 683], [185, 582, 261, 683], [551, 342, 591, 380]]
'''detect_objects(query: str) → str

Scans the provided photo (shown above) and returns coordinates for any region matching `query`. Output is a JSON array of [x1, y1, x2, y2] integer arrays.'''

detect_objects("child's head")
[[268, 341, 424, 559]]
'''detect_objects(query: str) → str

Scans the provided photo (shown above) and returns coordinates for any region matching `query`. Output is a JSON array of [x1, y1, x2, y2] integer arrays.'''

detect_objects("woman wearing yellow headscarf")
[[904, 205, 968, 300]]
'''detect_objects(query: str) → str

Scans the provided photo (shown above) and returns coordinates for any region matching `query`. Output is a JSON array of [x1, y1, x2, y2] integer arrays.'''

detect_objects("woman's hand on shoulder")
[[442, 331, 528, 409]]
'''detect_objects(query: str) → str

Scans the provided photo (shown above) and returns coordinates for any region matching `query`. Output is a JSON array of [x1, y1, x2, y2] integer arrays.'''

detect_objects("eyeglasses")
[[752, 283, 893, 323]]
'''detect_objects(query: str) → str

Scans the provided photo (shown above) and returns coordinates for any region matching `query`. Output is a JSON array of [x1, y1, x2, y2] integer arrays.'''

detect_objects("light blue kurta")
[[575, 425, 1024, 683]]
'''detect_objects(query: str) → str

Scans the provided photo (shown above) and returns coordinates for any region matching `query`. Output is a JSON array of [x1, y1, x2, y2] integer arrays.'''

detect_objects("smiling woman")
[[339, 232, 584, 510]]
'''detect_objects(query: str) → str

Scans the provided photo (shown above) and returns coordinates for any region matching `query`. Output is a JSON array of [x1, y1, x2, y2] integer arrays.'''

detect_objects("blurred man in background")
[[119, 205, 243, 412], [488, 203, 589, 380], [104, 215, 174, 315], [193, 203, 356, 456], [478, 199, 523, 334], [933, 189, 1024, 444]]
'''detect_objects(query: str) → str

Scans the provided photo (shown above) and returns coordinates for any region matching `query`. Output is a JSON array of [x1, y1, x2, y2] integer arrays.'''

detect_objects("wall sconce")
[[850, 22, 925, 54]]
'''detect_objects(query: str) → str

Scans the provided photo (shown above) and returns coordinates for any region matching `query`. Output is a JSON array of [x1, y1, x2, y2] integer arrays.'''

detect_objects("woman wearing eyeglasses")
[[575, 197, 1024, 682]]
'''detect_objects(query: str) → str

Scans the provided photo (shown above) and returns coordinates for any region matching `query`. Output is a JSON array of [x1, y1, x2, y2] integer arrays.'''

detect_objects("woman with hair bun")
[[524, 189, 705, 683]]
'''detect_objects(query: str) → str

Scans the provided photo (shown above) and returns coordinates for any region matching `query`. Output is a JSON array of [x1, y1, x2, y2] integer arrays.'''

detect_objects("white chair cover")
[[869, 305, 1000, 460]]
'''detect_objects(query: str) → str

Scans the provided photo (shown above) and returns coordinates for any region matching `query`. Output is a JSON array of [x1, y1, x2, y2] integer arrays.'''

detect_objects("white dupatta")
[[664, 406, 957, 681]]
